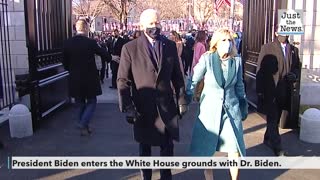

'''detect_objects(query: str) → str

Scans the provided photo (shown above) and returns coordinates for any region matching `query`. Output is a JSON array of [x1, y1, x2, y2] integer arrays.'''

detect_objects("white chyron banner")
[[278, 9, 304, 35], [8, 157, 320, 169]]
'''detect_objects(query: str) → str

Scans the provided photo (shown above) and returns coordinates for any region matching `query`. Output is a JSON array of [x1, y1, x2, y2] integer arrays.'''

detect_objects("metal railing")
[[24, 0, 71, 123], [0, 0, 15, 109]]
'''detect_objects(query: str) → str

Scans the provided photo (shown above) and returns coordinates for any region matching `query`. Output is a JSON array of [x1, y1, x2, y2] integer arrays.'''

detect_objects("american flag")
[[216, 0, 231, 11], [225, 0, 231, 6]]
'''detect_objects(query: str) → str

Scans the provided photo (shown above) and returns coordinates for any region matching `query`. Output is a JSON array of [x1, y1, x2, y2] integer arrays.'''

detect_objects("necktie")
[[152, 41, 155, 48], [282, 46, 286, 58], [153, 41, 159, 63], [113, 38, 117, 48]]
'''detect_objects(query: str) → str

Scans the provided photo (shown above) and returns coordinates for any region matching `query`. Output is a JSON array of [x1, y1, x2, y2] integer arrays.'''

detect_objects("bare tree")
[[72, 0, 106, 25], [193, 0, 215, 29], [103, 0, 137, 30], [135, 0, 188, 20]]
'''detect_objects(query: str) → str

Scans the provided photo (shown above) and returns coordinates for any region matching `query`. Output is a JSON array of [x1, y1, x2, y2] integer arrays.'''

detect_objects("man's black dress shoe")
[[274, 149, 286, 156], [263, 140, 286, 156]]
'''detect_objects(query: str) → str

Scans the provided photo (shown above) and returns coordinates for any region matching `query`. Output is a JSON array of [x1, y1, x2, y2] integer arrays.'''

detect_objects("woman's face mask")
[[217, 38, 232, 55]]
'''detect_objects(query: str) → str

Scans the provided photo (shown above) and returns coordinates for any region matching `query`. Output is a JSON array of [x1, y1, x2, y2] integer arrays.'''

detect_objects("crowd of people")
[[101, 18, 242, 35], [89, 28, 243, 88], [0, 7, 299, 180], [63, 12, 248, 179]]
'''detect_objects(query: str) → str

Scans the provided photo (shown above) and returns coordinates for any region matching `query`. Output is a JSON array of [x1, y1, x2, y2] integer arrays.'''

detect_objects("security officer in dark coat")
[[63, 19, 109, 136], [256, 29, 300, 156], [108, 29, 126, 89], [117, 9, 187, 180]]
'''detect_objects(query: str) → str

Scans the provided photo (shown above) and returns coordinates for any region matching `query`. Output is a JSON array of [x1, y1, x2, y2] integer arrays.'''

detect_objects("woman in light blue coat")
[[188, 28, 248, 180]]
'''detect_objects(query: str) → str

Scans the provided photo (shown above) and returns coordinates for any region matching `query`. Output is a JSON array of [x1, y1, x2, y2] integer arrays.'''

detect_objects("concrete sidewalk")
[[1, 102, 320, 180]]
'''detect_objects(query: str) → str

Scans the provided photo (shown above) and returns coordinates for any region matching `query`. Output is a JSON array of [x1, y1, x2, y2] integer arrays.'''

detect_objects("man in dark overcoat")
[[117, 9, 187, 180], [256, 29, 300, 156], [108, 29, 126, 89], [63, 19, 109, 136]]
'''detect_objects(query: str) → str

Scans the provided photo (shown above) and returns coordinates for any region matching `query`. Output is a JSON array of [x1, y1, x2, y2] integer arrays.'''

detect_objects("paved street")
[[0, 78, 320, 180]]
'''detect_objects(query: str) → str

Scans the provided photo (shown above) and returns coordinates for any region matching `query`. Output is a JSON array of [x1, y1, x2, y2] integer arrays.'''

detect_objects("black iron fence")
[[0, 0, 15, 109], [242, 0, 275, 107], [24, 0, 72, 123]]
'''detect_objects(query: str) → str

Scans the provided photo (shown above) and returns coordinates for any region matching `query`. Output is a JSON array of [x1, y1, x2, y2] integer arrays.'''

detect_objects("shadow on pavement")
[[1, 104, 320, 179]]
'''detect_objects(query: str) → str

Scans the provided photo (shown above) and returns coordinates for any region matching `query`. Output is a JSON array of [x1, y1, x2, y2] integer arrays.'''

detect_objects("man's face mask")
[[277, 35, 288, 43], [145, 27, 161, 39], [217, 39, 232, 55]]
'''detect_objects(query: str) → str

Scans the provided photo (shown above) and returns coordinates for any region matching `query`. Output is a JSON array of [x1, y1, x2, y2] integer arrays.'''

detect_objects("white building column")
[[287, 0, 320, 107]]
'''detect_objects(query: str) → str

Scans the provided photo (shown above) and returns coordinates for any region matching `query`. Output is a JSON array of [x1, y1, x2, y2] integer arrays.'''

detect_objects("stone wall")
[[287, 0, 320, 106], [6, 0, 28, 75], [0, 0, 28, 122]]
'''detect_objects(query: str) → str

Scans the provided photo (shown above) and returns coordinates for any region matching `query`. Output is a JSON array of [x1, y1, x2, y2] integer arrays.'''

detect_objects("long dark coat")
[[117, 33, 186, 146], [256, 55, 279, 113], [63, 35, 109, 98], [107, 36, 126, 56], [256, 40, 300, 113]]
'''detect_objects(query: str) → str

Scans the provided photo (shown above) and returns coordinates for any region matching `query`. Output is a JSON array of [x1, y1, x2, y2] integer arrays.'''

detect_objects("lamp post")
[[187, 1, 192, 31], [230, 0, 235, 30]]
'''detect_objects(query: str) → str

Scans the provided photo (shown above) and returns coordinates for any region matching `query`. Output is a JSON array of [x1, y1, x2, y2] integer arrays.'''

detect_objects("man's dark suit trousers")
[[139, 135, 173, 180], [110, 61, 119, 88]]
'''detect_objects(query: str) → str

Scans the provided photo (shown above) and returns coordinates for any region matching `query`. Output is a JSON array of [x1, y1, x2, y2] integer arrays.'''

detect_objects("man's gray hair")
[[139, 9, 159, 24], [76, 19, 88, 33]]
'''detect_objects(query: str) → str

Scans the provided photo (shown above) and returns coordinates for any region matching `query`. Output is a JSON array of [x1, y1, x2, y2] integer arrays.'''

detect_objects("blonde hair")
[[209, 28, 238, 58], [75, 19, 88, 33]]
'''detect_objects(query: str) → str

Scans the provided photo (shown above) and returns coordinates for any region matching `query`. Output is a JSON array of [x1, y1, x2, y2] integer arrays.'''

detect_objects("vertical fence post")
[[0, 0, 15, 109]]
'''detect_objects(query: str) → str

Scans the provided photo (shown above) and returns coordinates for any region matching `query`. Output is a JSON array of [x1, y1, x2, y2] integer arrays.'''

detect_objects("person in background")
[[63, 19, 109, 136], [121, 30, 130, 43], [133, 30, 142, 39], [235, 32, 242, 55], [94, 36, 111, 84], [186, 30, 207, 100], [169, 30, 185, 78], [256, 27, 300, 156], [99, 36, 111, 82], [184, 30, 196, 75], [191, 30, 207, 73], [108, 29, 126, 89], [188, 28, 248, 180]]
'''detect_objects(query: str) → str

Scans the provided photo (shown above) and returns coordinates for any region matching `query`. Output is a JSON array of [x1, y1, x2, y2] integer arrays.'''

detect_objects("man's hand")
[[125, 106, 137, 124], [179, 104, 188, 117], [285, 72, 297, 82], [111, 55, 120, 63]]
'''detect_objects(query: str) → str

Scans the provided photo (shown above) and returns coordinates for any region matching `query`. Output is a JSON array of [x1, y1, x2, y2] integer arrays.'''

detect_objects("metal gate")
[[24, 0, 72, 123], [242, 0, 276, 107], [243, 0, 301, 128], [0, 0, 15, 109]]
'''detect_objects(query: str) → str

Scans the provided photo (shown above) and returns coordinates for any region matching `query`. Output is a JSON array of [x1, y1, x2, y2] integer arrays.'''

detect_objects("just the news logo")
[[278, 9, 304, 35]]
